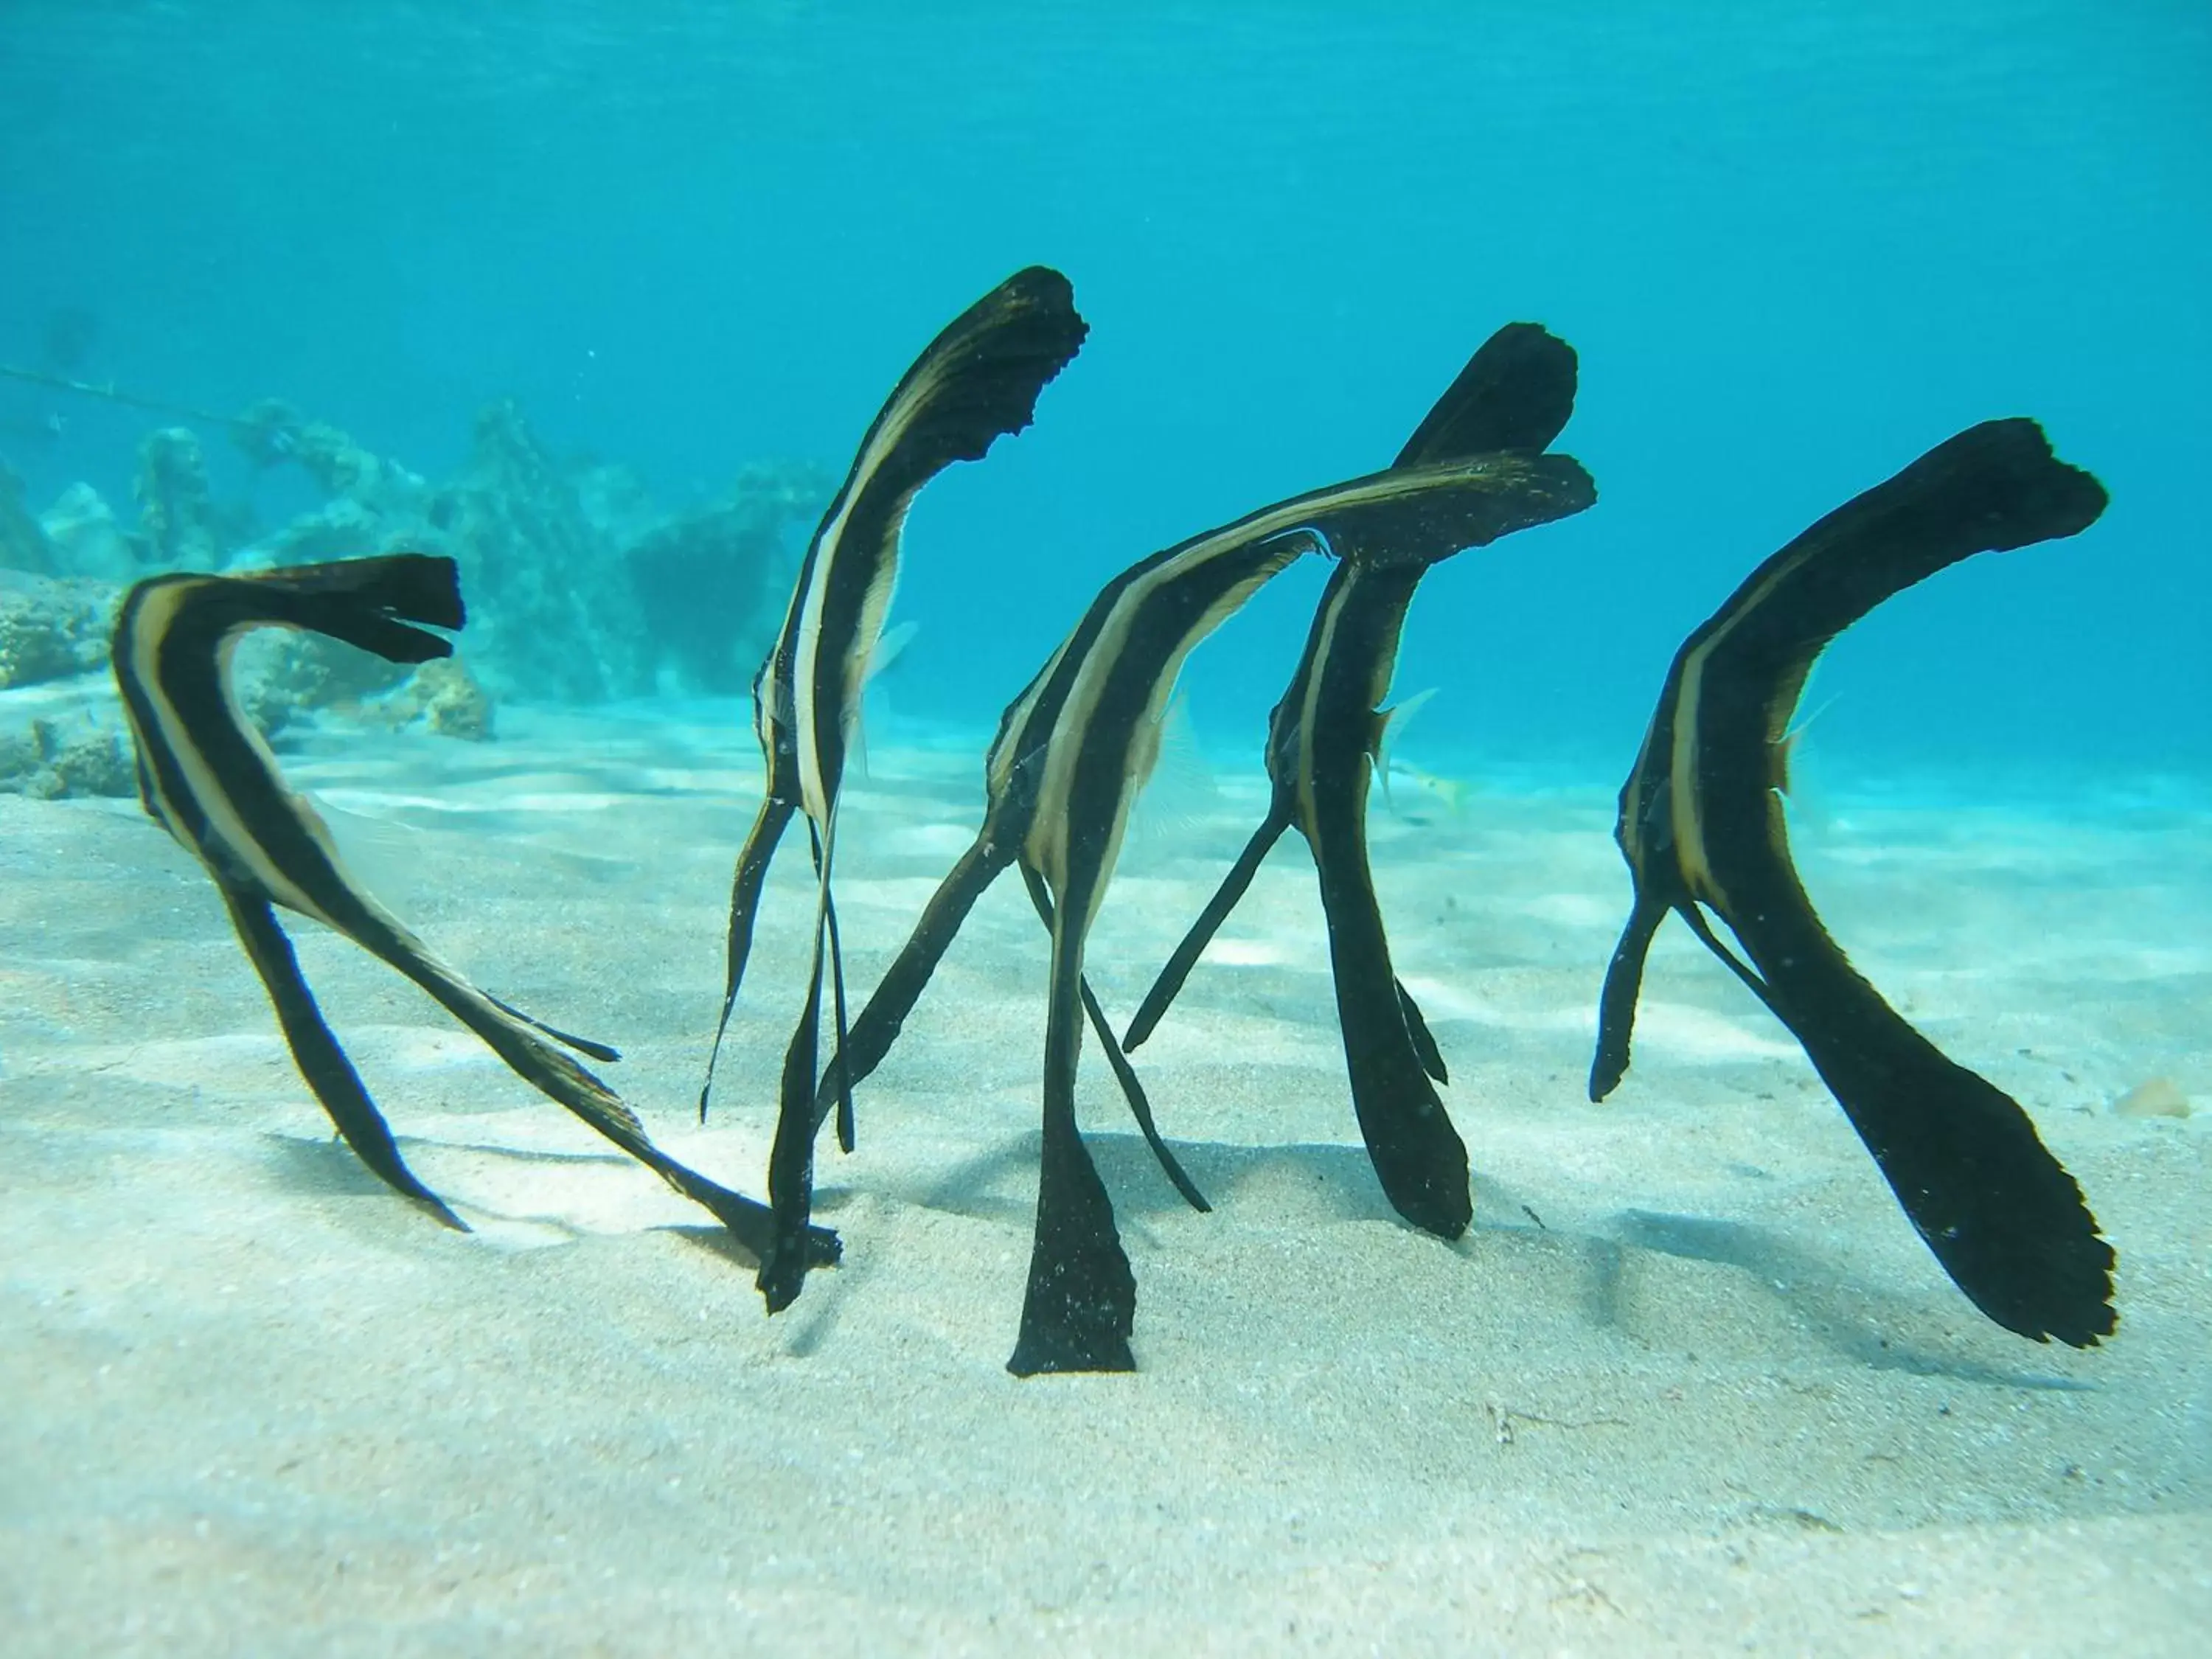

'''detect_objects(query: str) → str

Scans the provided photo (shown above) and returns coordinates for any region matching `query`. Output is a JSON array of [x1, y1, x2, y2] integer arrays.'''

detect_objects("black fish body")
[[700, 267, 1091, 1310], [1123, 323, 1593, 1240], [828, 333, 1593, 1373], [112, 554, 832, 1265], [1590, 418, 2115, 1347], [1292, 558, 1471, 1237]]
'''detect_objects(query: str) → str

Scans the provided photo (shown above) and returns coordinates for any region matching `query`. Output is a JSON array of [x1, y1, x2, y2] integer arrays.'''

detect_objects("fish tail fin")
[[1760, 947, 2115, 1347], [1007, 874, 1136, 1377], [1313, 859, 1470, 1239], [830, 267, 1088, 531], [249, 552, 465, 665]]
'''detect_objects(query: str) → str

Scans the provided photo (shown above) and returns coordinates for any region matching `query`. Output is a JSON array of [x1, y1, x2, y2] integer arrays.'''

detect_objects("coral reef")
[[0, 571, 120, 689], [423, 401, 649, 701], [233, 630, 415, 738], [626, 460, 826, 692], [0, 705, 134, 799], [133, 427, 230, 568], [38, 483, 134, 578], [6, 390, 825, 706], [1, 462, 59, 574], [369, 655, 495, 740]]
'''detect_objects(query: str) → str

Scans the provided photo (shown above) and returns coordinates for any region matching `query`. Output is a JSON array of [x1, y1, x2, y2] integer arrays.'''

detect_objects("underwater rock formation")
[[232, 631, 412, 738], [0, 705, 133, 799], [625, 459, 827, 692], [422, 400, 647, 702], [133, 427, 232, 568], [16, 393, 823, 705], [422, 403, 826, 701], [37, 482, 135, 578], [234, 400, 431, 519], [0, 566, 487, 751], [366, 655, 495, 740], [0, 571, 120, 689], [1, 462, 59, 573]]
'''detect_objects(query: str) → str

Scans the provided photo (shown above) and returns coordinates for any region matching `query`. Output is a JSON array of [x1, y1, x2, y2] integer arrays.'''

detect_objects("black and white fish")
[[1122, 323, 1591, 1240], [112, 552, 834, 1268], [693, 268, 1090, 1311], [820, 360, 1596, 1374], [1588, 418, 2115, 1347]]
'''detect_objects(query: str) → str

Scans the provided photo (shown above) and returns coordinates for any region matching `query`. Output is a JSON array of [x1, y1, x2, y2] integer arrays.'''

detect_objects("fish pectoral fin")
[[1773, 691, 1842, 796], [1127, 688, 1220, 854], [1372, 686, 1439, 811], [863, 619, 919, 685]]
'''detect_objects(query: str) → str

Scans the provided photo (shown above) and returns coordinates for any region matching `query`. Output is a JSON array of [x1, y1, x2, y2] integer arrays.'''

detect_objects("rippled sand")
[[4, 694, 2208, 1654]]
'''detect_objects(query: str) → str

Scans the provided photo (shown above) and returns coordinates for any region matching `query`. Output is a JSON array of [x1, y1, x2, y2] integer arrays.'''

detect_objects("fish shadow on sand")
[[265, 1130, 412, 1203], [902, 1133, 1416, 1232], [265, 1130, 647, 1232], [1590, 1208, 2093, 1391], [792, 1133, 2093, 1388]]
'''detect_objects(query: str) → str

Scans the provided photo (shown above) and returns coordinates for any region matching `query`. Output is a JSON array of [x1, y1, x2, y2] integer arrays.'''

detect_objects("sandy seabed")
[[3, 692, 2208, 1656]]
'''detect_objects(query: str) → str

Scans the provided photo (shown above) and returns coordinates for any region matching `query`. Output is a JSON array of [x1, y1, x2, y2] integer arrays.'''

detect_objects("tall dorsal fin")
[[1393, 323, 1579, 468]]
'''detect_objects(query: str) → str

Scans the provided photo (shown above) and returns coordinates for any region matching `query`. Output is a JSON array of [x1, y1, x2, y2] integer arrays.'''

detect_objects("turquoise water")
[[5, 9, 2212, 1649], [3, 0, 2206, 774]]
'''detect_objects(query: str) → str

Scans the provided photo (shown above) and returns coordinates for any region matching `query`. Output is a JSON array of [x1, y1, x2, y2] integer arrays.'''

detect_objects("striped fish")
[[1588, 418, 2115, 1347], [818, 361, 1596, 1374], [1122, 324, 1590, 1241], [112, 552, 833, 1269], [692, 268, 1090, 1312]]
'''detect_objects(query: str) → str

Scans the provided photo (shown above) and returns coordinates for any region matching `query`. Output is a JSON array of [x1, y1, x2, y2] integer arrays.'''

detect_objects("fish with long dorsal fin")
[[1588, 418, 2115, 1348], [111, 552, 835, 1267], [693, 268, 1091, 1311], [816, 360, 1595, 1374], [1120, 323, 1590, 1239]]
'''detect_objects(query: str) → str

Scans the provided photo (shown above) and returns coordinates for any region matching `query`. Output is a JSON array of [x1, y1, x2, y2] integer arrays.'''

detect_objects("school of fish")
[[109, 265, 2116, 1375]]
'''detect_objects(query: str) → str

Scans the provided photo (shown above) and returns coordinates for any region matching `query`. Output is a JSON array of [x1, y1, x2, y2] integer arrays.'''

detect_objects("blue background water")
[[3, 0, 2206, 778]]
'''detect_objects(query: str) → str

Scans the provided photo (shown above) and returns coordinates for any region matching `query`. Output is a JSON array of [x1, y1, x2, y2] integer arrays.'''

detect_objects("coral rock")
[[38, 483, 137, 579], [1, 462, 60, 574], [0, 571, 121, 688], [0, 708, 135, 799], [373, 655, 495, 741], [134, 428, 228, 568]]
